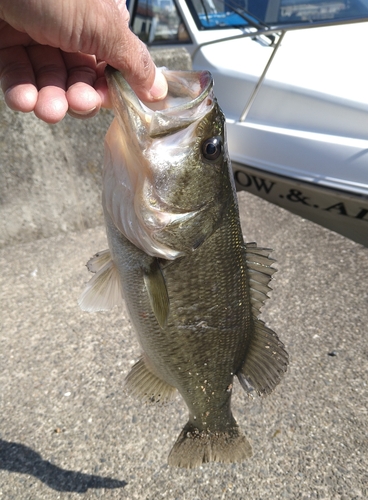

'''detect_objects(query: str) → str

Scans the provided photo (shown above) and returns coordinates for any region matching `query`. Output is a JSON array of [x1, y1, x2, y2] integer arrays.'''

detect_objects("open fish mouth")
[[105, 66, 214, 139], [102, 67, 225, 260]]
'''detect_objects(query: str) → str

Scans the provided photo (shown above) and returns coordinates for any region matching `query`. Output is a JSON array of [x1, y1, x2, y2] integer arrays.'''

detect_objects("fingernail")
[[67, 106, 98, 119], [149, 70, 168, 100]]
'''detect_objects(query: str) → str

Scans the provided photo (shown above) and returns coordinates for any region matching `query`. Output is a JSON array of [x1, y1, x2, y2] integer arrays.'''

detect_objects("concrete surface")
[[0, 48, 192, 249], [1, 192, 367, 499]]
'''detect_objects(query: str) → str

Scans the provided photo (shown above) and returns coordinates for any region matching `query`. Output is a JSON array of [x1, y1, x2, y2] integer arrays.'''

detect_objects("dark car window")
[[131, 0, 191, 44]]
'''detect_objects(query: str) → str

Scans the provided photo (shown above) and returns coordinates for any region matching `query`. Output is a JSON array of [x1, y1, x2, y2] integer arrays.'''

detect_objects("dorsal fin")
[[79, 250, 123, 312], [236, 242, 288, 396], [245, 242, 276, 317], [237, 319, 288, 396]]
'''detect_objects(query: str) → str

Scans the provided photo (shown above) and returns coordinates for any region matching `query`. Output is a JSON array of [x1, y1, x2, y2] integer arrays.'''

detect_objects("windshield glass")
[[186, 0, 368, 29]]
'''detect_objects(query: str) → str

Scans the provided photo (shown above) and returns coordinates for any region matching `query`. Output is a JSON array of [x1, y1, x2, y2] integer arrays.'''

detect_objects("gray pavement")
[[1, 192, 367, 499]]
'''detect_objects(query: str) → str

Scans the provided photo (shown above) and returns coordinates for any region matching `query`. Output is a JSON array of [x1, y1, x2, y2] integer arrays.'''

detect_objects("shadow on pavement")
[[0, 439, 127, 492]]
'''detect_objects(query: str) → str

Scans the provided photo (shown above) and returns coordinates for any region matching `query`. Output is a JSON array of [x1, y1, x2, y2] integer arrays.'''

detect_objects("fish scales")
[[80, 67, 288, 468], [106, 200, 249, 410]]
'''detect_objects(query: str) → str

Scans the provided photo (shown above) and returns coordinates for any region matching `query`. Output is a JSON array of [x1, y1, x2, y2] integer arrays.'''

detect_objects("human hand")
[[0, 0, 168, 123]]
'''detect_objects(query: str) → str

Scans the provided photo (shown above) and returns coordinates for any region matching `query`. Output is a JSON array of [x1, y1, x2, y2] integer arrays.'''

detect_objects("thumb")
[[90, 1, 168, 102], [106, 29, 168, 102]]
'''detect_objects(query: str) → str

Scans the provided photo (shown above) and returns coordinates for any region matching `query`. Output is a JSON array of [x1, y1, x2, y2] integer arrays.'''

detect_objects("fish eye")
[[201, 137, 222, 161]]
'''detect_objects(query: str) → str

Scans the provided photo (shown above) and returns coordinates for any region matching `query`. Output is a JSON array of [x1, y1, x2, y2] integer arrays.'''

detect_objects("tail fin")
[[168, 421, 252, 468]]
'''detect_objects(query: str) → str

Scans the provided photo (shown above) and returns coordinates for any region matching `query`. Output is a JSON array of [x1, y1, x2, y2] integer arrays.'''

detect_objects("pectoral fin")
[[143, 259, 170, 328], [79, 250, 123, 312], [86, 249, 111, 273]]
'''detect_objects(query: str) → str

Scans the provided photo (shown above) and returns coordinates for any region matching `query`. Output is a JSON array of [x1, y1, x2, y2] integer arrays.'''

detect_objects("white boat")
[[128, 0, 368, 245]]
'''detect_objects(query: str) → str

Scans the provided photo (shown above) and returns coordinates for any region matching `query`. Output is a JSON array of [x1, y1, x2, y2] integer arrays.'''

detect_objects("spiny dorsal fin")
[[143, 259, 170, 328], [125, 355, 177, 404], [237, 242, 288, 396], [245, 242, 276, 317], [79, 250, 123, 312]]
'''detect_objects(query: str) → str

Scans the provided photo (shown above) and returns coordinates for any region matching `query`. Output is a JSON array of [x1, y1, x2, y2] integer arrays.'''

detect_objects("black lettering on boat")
[[355, 208, 368, 221], [234, 171, 275, 194], [285, 189, 311, 206], [251, 176, 275, 194], [324, 202, 348, 216], [234, 171, 252, 188]]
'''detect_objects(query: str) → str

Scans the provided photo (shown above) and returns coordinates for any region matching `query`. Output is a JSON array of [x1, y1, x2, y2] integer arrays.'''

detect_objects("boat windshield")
[[186, 0, 368, 30]]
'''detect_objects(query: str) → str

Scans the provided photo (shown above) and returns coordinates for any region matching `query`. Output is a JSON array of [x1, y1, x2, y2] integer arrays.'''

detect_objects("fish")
[[79, 66, 288, 468]]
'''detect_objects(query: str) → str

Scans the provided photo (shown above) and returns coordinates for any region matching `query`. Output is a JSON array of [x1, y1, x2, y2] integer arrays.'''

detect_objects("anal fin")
[[125, 355, 177, 404], [79, 250, 123, 312]]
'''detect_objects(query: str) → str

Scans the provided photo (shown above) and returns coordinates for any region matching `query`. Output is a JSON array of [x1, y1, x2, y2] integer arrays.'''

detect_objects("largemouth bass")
[[80, 67, 288, 468]]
